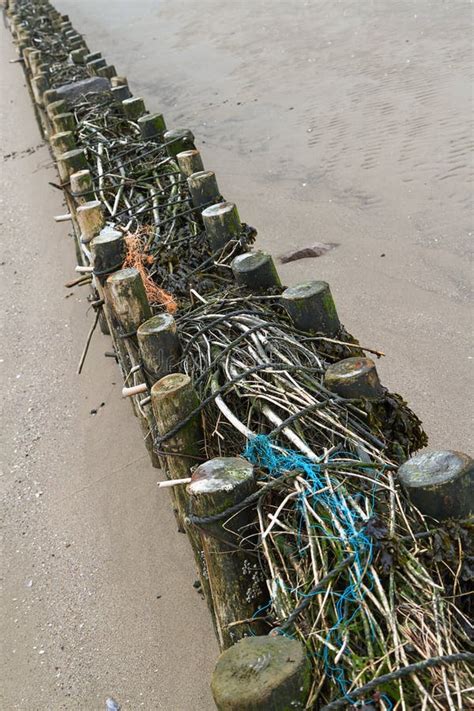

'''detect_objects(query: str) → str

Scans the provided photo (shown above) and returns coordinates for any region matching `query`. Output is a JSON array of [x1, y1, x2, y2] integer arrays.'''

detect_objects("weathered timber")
[[281, 280, 341, 336], [76, 200, 105, 244], [105, 268, 152, 336], [202, 202, 241, 251], [231, 251, 281, 291], [211, 635, 311, 711], [52, 112, 76, 134], [188, 457, 266, 649], [138, 113, 167, 141], [177, 149, 204, 177], [164, 128, 196, 158], [324, 357, 384, 399], [188, 170, 221, 208], [137, 314, 181, 383], [122, 97, 146, 121], [398, 451, 473, 520]]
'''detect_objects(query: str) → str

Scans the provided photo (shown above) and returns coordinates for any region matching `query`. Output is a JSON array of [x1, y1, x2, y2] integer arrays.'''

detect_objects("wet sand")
[[0, 24, 217, 711], [57, 0, 473, 451]]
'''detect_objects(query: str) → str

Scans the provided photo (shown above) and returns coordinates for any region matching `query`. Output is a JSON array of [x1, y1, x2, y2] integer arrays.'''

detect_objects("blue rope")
[[244, 434, 382, 701]]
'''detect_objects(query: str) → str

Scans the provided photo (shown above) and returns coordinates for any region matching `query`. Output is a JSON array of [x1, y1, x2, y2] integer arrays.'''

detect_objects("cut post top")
[[189, 457, 254, 497], [151, 372, 191, 401], [137, 312, 176, 338], [324, 356, 383, 399], [399, 451, 472, 488], [281, 279, 340, 336]]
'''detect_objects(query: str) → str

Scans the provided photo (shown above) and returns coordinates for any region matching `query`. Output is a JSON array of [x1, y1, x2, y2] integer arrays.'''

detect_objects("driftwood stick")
[[77, 308, 101, 375]]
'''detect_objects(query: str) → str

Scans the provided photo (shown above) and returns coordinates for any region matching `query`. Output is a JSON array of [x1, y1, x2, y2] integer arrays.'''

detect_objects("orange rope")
[[122, 231, 177, 314]]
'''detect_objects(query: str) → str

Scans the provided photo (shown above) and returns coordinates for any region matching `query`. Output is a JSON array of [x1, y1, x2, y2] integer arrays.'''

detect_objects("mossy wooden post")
[[138, 113, 166, 142], [137, 314, 181, 384], [50, 131, 76, 160], [150, 373, 218, 628], [164, 128, 195, 158], [398, 451, 473, 520], [57, 148, 87, 184], [106, 268, 152, 337], [202, 202, 241, 251], [77, 201, 105, 245], [105, 269, 158, 466], [42, 89, 59, 107], [70, 48, 88, 65], [187, 170, 221, 209], [281, 280, 341, 336], [211, 636, 311, 711], [71, 170, 94, 205], [232, 251, 281, 291], [111, 85, 132, 103], [150, 373, 201, 529], [86, 57, 107, 75], [97, 65, 117, 80], [84, 51, 102, 64], [111, 76, 129, 88], [52, 112, 76, 134], [31, 74, 49, 106], [46, 99, 68, 123], [188, 457, 266, 649], [122, 97, 146, 121], [90, 228, 125, 336], [324, 357, 384, 399], [177, 149, 204, 177]]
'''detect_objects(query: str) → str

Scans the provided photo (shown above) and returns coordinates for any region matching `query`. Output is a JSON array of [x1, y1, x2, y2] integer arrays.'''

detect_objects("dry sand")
[[0, 23, 217, 711], [56, 0, 473, 450]]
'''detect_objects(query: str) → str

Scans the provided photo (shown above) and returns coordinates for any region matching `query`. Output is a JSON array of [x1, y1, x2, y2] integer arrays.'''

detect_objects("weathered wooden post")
[[211, 636, 310, 711], [84, 51, 102, 64], [202, 202, 241, 251], [50, 131, 76, 160], [177, 149, 204, 177], [31, 74, 49, 106], [86, 57, 107, 75], [164, 128, 195, 158], [77, 201, 105, 245], [188, 456, 266, 648], [111, 85, 132, 103], [231, 251, 281, 291], [97, 65, 117, 80], [52, 112, 76, 134], [70, 48, 88, 65], [122, 97, 146, 121], [137, 314, 181, 383], [57, 148, 88, 184], [187, 170, 221, 208], [90, 228, 125, 336], [150, 373, 201, 529], [137, 113, 167, 141], [70, 169, 94, 206], [281, 280, 341, 336], [324, 357, 384, 399], [105, 268, 158, 466], [398, 451, 473, 520]]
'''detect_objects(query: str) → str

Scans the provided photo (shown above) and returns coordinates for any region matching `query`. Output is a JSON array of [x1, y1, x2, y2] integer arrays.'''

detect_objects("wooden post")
[[70, 169, 94, 205], [105, 268, 152, 336], [137, 113, 167, 141], [231, 251, 281, 291], [281, 280, 341, 336], [177, 149, 204, 177], [137, 314, 181, 383], [111, 85, 132, 103], [111, 76, 129, 88], [86, 57, 107, 75], [164, 128, 195, 158], [324, 357, 384, 399], [52, 112, 75, 134], [90, 229, 125, 276], [211, 636, 311, 711], [50, 131, 76, 159], [46, 99, 68, 123], [97, 65, 117, 80], [151, 374, 201, 527], [70, 48, 88, 65], [202, 202, 241, 251], [57, 148, 87, 183], [187, 170, 221, 208], [84, 51, 102, 63], [31, 74, 49, 105], [188, 456, 266, 648], [398, 451, 473, 520], [122, 97, 146, 121], [42, 89, 59, 106], [77, 200, 105, 244]]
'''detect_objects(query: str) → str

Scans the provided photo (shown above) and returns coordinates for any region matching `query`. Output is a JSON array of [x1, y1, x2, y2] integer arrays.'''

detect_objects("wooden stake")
[[398, 451, 473, 520], [77, 200, 105, 244], [70, 170, 94, 205], [122, 97, 146, 121], [137, 313, 181, 383], [52, 112, 76, 134], [138, 113, 167, 141], [231, 251, 281, 291], [163, 128, 195, 158], [324, 356, 384, 399], [111, 85, 132, 102], [86, 57, 107, 75], [90, 228, 125, 274], [188, 456, 266, 648], [187, 170, 220, 208], [105, 268, 152, 336], [57, 148, 87, 183], [211, 635, 310, 711], [177, 149, 204, 177], [50, 130, 76, 159], [97, 64, 117, 80], [202, 202, 241, 251], [281, 280, 341, 336]]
